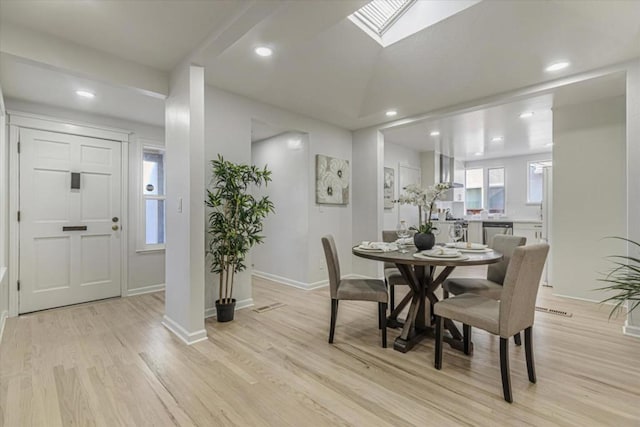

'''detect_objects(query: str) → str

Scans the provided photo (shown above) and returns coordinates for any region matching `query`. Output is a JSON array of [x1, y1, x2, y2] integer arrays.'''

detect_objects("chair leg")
[[463, 324, 471, 355], [442, 289, 449, 299], [379, 302, 387, 348], [500, 337, 513, 403], [329, 299, 338, 344], [434, 316, 443, 370], [390, 286, 395, 312], [514, 332, 522, 346], [524, 326, 536, 383]]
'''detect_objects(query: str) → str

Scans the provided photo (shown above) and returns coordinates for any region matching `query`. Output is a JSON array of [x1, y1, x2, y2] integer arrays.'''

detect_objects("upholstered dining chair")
[[382, 230, 409, 311], [442, 234, 527, 345], [321, 235, 388, 348], [434, 243, 550, 403]]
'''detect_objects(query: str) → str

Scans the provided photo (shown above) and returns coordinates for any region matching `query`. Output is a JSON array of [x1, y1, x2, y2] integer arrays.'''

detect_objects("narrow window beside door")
[[142, 147, 166, 249]]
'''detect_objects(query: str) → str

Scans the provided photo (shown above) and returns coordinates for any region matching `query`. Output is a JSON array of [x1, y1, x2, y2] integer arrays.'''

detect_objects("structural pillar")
[[163, 64, 207, 344]]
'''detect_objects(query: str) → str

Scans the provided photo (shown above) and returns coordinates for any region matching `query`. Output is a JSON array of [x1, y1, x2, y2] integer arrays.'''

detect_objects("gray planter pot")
[[414, 233, 436, 251]]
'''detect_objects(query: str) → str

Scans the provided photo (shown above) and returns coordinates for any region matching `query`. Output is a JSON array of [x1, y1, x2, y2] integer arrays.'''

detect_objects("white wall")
[[352, 127, 384, 278], [3, 98, 166, 295], [383, 142, 420, 230], [552, 95, 626, 302], [205, 85, 353, 307], [251, 132, 310, 286], [0, 85, 8, 340], [464, 152, 552, 219], [626, 60, 640, 336]]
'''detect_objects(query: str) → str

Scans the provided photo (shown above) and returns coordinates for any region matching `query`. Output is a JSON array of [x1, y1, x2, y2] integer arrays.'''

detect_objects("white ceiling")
[[0, 54, 165, 127], [0, 0, 246, 70], [0, 0, 638, 132], [382, 72, 626, 161]]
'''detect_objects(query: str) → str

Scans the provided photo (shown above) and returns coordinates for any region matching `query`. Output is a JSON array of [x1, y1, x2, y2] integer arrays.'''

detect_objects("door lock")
[[112, 217, 119, 223], [112, 225, 119, 231]]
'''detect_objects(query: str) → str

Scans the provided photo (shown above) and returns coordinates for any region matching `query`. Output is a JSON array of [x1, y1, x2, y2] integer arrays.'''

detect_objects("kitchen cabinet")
[[513, 222, 543, 245], [467, 221, 482, 243]]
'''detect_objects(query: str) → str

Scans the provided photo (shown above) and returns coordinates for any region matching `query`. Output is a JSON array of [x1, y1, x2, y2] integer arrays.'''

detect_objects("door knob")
[[112, 225, 119, 231]]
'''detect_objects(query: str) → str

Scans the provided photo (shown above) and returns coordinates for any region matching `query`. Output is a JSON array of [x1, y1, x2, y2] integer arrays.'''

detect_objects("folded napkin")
[[395, 237, 414, 245], [359, 241, 398, 252], [427, 246, 460, 256]]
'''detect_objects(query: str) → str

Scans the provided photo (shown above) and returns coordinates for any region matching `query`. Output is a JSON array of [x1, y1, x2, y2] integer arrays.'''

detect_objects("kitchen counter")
[[466, 218, 542, 224]]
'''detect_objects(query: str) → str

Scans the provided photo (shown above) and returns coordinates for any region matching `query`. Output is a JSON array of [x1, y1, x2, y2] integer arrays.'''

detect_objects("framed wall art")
[[316, 154, 349, 205]]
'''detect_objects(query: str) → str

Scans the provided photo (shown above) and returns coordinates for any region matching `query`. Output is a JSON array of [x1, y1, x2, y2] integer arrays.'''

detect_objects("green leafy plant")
[[395, 182, 451, 234], [205, 155, 274, 304], [597, 237, 640, 318]]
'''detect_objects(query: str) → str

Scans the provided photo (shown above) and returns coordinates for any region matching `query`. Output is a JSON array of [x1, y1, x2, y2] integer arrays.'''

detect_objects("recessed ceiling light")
[[545, 61, 570, 72], [254, 46, 273, 57], [491, 136, 503, 142], [385, 110, 398, 117], [430, 131, 440, 136], [519, 111, 534, 119], [76, 90, 95, 98], [474, 152, 483, 156]]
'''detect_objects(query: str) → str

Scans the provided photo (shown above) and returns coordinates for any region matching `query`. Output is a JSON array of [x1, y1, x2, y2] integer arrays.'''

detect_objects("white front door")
[[19, 128, 122, 313]]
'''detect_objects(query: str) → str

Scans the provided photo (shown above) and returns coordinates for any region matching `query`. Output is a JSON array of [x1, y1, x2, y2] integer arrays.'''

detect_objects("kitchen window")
[[465, 168, 483, 214], [527, 160, 552, 204], [141, 146, 165, 250], [487, 167, 505, 214]]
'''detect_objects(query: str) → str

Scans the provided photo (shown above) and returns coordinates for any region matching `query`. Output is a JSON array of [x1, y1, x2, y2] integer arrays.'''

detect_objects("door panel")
[[19, 128, 122, 313]]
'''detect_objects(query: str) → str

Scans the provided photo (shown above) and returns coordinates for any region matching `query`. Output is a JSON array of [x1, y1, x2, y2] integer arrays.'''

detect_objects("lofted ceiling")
[[0, 0, 638, 132]]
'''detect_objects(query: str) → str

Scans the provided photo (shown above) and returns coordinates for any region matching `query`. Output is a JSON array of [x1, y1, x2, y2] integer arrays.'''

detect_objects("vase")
[[215, 299, 236, 322], [414, 233, 435, 251]]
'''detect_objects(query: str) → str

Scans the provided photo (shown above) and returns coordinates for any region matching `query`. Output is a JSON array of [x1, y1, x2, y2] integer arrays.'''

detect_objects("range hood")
[[439, 154, 463, 188]]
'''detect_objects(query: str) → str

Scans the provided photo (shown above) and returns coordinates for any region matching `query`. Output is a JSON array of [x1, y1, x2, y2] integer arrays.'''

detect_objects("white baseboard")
[[623, 321, 640, 338], [204, 297, 254, 319], [0, 310, 8, 345], [127, 283, 165, 297], [551, 292, 615, 305], [252, 270, 328, 290], [161, 315, 207, 345]]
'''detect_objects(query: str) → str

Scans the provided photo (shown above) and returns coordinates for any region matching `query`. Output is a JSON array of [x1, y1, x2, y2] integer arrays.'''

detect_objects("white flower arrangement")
[[395, 182, 451, 233]]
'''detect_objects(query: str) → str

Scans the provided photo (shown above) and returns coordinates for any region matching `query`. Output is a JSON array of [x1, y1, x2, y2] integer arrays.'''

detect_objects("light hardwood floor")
[[1, 272, 640, 426]]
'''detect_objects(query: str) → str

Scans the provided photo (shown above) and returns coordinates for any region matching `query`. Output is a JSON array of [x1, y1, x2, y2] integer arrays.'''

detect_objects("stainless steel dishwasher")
[[482, 221, 513, 245]]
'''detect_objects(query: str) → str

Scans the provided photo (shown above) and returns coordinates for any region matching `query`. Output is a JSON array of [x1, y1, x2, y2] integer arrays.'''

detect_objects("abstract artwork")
[[384, 167, 394, 209], [316, 154, 349, 205]]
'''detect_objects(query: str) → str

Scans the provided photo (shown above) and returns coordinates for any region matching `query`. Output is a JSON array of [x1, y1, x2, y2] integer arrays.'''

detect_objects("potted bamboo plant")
[[205, 155, 274, 322], [598, 237, 640, 318]]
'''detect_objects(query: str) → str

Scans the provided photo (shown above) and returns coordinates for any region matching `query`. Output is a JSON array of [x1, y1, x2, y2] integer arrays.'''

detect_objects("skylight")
[[349, 0, 482, 47], [351, 0, 416, 36]]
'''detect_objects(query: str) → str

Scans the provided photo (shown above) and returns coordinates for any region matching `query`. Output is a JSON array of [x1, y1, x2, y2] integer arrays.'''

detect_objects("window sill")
[[136, 248, 165, 254]]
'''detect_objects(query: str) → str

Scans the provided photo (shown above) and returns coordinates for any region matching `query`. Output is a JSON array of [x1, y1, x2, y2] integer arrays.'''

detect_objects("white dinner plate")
[[446, 242, 488, 250], [413, 253, 469, 261], [355, 246, 384, 252], [456, 248, 493, 253], [421, 250, 462, 258]]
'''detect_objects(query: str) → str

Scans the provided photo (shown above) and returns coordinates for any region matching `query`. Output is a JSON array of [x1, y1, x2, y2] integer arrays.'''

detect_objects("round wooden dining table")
[[352, 245, 503, 353]]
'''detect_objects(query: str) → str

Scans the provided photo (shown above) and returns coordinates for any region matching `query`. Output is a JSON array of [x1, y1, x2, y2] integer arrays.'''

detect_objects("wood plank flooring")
[[1, 271, 640, 426]]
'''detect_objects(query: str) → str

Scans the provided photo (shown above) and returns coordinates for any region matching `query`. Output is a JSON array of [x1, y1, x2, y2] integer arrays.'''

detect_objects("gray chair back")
[[382, 230, 398, 269], [487, 235, 527, 284], [321, 235, 341, 299], [499, 243, 550, 337]]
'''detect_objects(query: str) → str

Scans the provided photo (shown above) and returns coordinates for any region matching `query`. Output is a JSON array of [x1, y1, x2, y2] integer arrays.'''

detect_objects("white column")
[[625, 60, 640, 338], [352, 127, 384, 278], [163, 64, 207, 344]]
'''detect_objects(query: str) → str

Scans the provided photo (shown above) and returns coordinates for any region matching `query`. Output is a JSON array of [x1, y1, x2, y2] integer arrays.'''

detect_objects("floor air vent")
[[535, 306, 573, 317], [253, 302, 286, 313]]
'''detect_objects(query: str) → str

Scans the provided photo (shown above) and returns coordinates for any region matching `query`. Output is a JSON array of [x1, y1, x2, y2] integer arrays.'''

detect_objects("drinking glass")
[[396, 221, 410, 253]]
